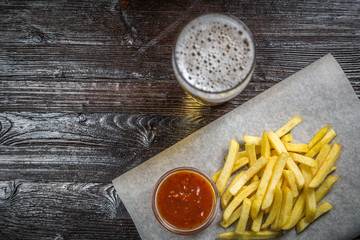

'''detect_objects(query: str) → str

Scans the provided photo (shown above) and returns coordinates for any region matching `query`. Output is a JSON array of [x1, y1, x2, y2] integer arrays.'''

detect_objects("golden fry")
[[281, 133, 293, 142], [306, 129, 336, 158], [281, 190, 306, 230], [308, 126, 330, 149], [261, 186, 282, 229], [251, 156, 277, 220], [309, 143, 341, 188], [283, 142, 309, 153], [216, 139, 240, 196], [283, 170, 299, 198], [235, 198, 252, 234], [315, 175, 338, 204], [311, 144, 331, 176], [229, 157, 267, 196], [262, 153, 287, 210], [261, 130, 271, 160], [285, 156, 305, 189], [223, 181, 260, 223], [244, 135, 262, 146], [246, 143, 259, 182], [290, 152, 317, 168], [220, 205, 242, 229], [300, 164, 316, 222], [251, 210, 264, 232], [268, 131, 287, 155], [296, 202, 332, 233], [221, 172, 245, 208], [220, 195, 255, 229], [218, 230, 282, 240], [275, 116, 303, 138], [278, 186, 293, 228]]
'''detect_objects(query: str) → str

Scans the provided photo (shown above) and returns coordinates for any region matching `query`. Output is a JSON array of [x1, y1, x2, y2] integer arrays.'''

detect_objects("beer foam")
[[174, 14, 255, 93]]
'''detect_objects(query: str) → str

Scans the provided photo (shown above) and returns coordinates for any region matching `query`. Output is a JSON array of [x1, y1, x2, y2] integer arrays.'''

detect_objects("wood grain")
[[0, 0, 359, 115], [0, 0, 359, 239]]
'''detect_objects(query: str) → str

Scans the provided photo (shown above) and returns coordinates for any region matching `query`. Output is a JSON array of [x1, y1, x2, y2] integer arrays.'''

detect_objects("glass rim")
[[172, 12, 257, 95], [151, 166, 219, 235]]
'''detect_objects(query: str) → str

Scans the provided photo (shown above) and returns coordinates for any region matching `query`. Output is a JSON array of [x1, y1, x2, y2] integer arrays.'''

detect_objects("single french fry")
[[261, 153, 287, 210], [311, 144, 331, 176], [221, 172, 246, 208], [275, 116, 303, 138], [283, 142, 309, 153], [216, 139, 240, 196], [281, 189, 306, 230], [300, 164, 316, 222], [229, 157, 267, 196], [290, 152, 317, 168], [308, 126, 330, 149], [283, 170, 299, 198], [285, 156, 305, 189], [281, 133, 293, 142], [212, 157, 249, 182], [261, 130, 271, 160], [224, 181, 260, 223], [220, 205, 242, 228], [251, 156, 277, 220], [261, 185, 283, 229], [246, 143, 259, 182], [218, 230, 282, 240], [278, 186, 293, 228], [309, 143, 341, 188], [315, 175, 338, 204], [244, 135, 262, 146], [251, 210, 264, 232], [235, 198, 252, 234], [296, 202, 332, 233], [268, 131, 287, 154], [270, 205, 282, 231], [306, 129, 336, 158]]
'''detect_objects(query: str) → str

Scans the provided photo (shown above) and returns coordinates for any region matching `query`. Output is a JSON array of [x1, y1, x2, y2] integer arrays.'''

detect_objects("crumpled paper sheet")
[[113, 54, 360, 239]]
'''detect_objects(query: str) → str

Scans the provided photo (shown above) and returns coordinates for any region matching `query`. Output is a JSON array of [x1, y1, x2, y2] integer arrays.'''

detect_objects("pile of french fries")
[[213, 116, 340, 239]]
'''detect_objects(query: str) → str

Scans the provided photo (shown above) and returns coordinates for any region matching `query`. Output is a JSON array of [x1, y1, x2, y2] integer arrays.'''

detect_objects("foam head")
[[174, 14, 255, 93]]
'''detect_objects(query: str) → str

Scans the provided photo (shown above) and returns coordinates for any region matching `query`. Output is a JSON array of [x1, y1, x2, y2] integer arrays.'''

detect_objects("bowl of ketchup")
[[152, 167, 219, 235]]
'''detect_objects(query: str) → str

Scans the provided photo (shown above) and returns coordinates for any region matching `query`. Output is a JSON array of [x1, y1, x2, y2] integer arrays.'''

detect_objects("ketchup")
[[156, 170, 215, 230]]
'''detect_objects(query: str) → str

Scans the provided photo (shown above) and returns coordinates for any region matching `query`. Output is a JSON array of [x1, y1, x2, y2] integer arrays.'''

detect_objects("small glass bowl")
[[151, 167, 219, 235]]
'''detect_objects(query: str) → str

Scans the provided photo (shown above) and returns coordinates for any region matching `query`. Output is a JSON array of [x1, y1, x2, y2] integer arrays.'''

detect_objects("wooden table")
[[1, 0, 359, 239]]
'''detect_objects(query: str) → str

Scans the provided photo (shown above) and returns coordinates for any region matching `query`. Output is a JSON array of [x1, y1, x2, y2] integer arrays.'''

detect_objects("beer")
[[172, 13, 256, 105]]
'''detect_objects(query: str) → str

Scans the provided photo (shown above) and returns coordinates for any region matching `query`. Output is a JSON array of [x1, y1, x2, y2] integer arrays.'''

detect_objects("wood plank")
[[0, 0, 358, 114], [0, 181, 141, 239], [0, 112, 211, 182]]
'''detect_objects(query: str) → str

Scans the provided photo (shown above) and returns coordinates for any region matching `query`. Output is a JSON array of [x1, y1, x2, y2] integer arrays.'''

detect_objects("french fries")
[[235, 198, 252, 234], [275, 115, 302, 138], [216, 139, 239, 196], [250, 156, 277, 220], [218, 230, 282, 240], [229, 157, 267, 196], [223, 181, 260, 223], [296, 202, 332, 233], [261, 153, 287, 210], [213, 116, 341, 239]]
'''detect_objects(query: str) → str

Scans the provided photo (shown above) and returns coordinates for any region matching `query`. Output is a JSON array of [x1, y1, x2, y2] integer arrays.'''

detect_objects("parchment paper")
[[113, 54, 360, 240]]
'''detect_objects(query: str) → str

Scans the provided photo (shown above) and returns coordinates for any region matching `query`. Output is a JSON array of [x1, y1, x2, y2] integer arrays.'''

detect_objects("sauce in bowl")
[[152, 167, 218, 235]]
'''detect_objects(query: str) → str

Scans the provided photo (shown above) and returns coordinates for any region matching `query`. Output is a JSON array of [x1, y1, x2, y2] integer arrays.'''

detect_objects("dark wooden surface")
[[0, 0, 359, 239]]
